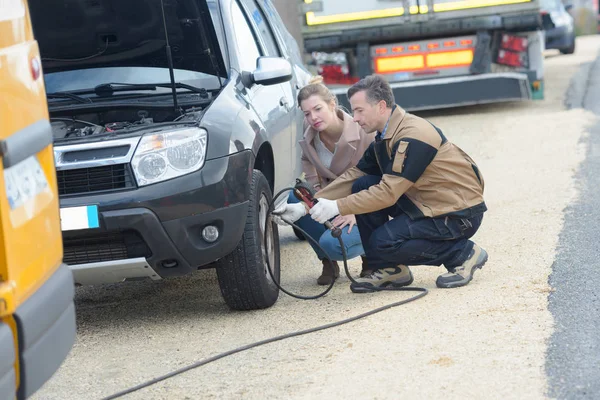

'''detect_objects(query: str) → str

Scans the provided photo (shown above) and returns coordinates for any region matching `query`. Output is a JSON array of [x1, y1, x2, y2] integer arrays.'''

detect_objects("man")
[[276, 74, 488, 293]]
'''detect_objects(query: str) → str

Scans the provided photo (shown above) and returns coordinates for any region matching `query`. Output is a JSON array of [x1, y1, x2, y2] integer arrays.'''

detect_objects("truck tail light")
[[496, 49, 526, 67], [501, 34, 528, 52]]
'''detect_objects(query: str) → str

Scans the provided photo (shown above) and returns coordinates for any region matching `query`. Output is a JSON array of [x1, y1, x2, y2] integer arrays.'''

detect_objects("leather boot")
[[317, 259, 340, 285], [360, 255, 372, 278]]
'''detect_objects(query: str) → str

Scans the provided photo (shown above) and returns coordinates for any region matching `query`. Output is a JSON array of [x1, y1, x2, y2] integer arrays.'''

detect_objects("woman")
[[274, 76, 375, 285]]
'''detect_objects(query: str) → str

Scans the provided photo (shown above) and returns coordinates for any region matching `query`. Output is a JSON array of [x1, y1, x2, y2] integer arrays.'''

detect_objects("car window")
[[240, 0, 280, 57], [258, 0, 304, 65], [257, 0, 289, 54], [540, 0, 561, 11], [231, 1, 261, 72]]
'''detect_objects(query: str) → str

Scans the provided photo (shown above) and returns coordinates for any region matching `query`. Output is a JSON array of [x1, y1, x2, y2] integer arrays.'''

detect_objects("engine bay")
[[50, 107, 206, 142]]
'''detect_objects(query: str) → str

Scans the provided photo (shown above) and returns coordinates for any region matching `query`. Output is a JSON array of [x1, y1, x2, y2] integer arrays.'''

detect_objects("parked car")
[[28, 0, 310, 310], [541, 0, 576, 54]]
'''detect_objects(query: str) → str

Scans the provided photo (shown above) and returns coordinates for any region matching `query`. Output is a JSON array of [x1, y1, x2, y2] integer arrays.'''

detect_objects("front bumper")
[[61, 150, 253, 285]]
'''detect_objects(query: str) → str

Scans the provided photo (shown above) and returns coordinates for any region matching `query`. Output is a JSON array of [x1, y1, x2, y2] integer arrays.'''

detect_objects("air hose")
[[101, 188, 428, 400]]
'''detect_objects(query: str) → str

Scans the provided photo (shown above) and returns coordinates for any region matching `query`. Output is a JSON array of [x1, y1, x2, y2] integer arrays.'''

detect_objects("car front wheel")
[[216, 170, 280, 310]]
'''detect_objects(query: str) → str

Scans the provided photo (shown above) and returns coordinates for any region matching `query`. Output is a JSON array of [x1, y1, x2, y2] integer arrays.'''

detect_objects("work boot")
[[317, 259, 339, 285], [436, 244, 488, 288], [350, 265, 413, 293], [360, 255, 372, 278]]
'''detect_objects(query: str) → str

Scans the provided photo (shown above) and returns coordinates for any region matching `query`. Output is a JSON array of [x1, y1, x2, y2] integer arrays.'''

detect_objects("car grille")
[[57, 164, 136, 196], [63, 231, 151, 265]]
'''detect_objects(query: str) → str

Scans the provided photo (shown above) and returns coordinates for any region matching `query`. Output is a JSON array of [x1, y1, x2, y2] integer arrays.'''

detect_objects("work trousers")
[[352, 175, 483, 270]]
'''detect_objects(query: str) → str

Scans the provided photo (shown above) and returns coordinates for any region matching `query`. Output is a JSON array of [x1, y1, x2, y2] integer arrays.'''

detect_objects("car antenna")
[[160, 0, 180, 114]]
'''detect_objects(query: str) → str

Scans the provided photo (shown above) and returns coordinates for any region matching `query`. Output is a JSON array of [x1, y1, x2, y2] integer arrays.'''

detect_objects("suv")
[[29, 0, 310, 310], [540, 0, 576, 54]]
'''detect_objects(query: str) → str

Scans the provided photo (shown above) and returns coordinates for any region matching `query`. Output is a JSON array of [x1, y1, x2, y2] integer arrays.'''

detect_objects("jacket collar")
[[299, 109, 363, 179], [380, 106, 406, 141]]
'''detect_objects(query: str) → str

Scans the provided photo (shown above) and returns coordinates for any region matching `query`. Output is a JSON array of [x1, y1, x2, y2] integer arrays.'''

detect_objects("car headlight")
[[131, 127, 207, 186]]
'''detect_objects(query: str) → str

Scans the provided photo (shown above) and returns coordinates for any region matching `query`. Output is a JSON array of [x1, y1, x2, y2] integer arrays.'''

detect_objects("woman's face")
[[300, 95, 335, 132]]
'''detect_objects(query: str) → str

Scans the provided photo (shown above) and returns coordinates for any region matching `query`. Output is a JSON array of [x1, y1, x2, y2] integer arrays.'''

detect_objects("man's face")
[[350, 90, 385, 133]]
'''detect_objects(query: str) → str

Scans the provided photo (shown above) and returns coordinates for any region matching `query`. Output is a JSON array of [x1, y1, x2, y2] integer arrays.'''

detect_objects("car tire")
[[293, 226, 306, 241], [560, 35, 576, 54], [216, 170, 280, 310]]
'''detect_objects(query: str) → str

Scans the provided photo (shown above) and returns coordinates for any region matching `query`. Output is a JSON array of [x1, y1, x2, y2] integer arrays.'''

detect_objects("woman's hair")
[[297, 75, 338, 108]]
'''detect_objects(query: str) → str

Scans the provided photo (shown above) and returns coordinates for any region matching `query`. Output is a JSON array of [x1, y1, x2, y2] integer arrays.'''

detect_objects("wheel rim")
[[259, 193, 276, 284]]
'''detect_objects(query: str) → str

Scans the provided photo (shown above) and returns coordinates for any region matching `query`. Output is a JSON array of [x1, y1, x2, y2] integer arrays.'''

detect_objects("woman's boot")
[[317, 259, 340, 285]]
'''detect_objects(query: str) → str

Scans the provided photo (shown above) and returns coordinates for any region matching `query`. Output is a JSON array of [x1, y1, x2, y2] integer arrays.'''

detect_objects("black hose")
[[264, 187, 429, 297], [101, 188, 428, 400]]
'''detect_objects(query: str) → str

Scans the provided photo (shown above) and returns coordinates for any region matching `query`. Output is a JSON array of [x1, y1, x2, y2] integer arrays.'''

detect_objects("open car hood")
[[28, 0, 226, 78]]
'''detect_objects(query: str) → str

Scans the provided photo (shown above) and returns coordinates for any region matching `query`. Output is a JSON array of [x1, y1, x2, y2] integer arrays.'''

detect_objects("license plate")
[[4, 155, 49, 210], [60, 205, 100, 231]]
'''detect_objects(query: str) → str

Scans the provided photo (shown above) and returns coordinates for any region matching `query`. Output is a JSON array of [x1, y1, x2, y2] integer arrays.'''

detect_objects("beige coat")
[[299, 110, 375, 190], [316, 106, 486, 220]]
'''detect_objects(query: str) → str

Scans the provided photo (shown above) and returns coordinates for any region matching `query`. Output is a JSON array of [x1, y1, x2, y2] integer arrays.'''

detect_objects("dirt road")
[[32, 36, 600, 400]]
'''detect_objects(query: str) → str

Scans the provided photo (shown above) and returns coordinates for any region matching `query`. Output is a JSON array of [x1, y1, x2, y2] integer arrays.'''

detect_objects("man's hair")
[[347, 74, 396, 108]]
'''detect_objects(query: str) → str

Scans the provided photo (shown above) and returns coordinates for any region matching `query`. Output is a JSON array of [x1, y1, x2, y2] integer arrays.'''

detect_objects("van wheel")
[[216, 170, 280, 310]]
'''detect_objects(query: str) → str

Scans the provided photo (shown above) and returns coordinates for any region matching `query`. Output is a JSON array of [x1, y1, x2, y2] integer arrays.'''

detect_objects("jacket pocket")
[[392, 141, 409, 174]]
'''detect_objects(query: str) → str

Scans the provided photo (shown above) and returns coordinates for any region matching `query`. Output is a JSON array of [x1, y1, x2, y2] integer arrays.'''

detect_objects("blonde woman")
[[274, 76, 375, 285]]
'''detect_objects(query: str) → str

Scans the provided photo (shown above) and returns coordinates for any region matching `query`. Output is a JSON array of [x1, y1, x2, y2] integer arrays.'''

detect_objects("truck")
[[300, 0, 547, 111], [1, 0, 76, 399]]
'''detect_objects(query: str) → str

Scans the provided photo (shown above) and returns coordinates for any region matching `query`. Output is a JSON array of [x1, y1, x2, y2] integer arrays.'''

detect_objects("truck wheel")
[[216, 170, 280, 310]]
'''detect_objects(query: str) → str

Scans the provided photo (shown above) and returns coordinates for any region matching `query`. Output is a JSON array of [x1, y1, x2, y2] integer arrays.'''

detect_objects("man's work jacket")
[[315, 106, 487, 220]]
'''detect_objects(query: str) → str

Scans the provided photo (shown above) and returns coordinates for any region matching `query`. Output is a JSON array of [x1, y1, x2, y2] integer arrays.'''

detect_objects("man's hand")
[[332, 214, 357, 233], [309, 198, 339, 224], [272, 202, 307, 225]]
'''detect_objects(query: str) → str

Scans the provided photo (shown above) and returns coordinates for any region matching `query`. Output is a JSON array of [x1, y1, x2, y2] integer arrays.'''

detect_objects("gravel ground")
[[32, 36, 600, 400]]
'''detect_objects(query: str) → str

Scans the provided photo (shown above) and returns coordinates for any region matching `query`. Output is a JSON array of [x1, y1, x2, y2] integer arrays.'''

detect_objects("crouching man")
[[278, 74, 488, 292]]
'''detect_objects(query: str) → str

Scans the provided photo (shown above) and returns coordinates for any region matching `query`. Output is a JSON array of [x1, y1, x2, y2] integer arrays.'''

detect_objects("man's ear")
[[378, 100, 387, 114]]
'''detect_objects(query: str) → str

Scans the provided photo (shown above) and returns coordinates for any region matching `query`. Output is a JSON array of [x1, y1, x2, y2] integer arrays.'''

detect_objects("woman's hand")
[[332, 214, 357, 233]]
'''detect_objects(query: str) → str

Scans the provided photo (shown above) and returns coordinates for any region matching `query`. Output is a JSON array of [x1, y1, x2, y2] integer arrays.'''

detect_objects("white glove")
[[271, 202, 307, 225], [309, 198, 339, 224]]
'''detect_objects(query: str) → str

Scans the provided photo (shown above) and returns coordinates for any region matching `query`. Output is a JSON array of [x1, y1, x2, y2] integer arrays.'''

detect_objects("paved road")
[[546, 47, 600, 399], [32, 36, 600, 400]]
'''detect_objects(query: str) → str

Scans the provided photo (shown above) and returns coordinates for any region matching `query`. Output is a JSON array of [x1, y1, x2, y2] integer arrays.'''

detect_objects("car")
[[28, 0, 310, 311], [541, 0, 576, 54]]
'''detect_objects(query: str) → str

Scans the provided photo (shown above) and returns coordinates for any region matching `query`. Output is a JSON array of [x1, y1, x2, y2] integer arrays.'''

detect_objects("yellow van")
[[0, 1, 76, 399]]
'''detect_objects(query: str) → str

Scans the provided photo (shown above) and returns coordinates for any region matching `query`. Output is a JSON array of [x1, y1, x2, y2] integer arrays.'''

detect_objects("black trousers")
[[352, 175, 483, 270]]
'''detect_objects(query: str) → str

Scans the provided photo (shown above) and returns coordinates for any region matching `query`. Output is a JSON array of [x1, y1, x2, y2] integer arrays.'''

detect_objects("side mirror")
[[564, 3, 573, 10], [242, 57, 292, 88]]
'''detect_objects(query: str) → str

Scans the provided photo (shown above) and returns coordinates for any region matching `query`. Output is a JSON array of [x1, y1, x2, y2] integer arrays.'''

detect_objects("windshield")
[[540, 0, 561, 11], [30, 0, 226, 94]]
